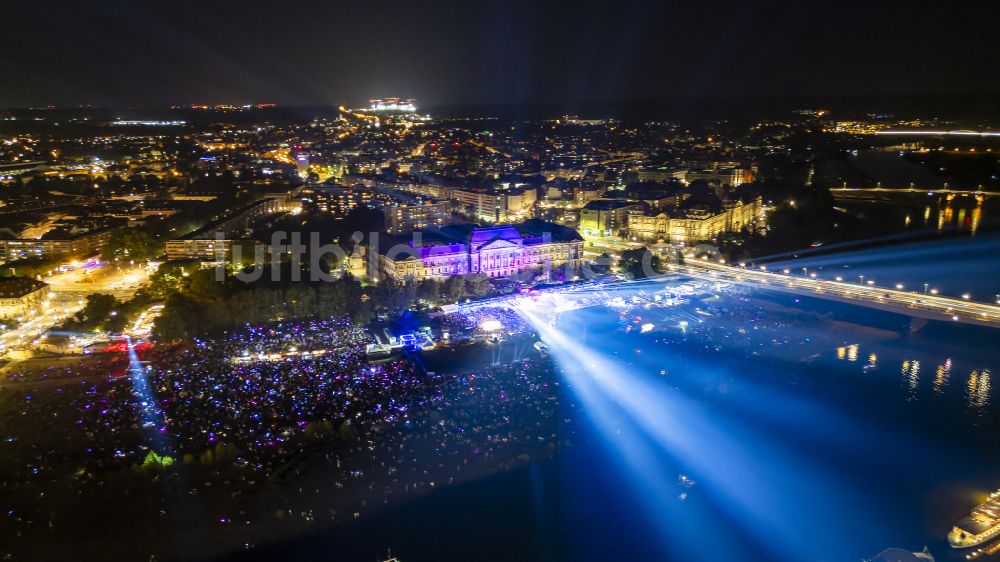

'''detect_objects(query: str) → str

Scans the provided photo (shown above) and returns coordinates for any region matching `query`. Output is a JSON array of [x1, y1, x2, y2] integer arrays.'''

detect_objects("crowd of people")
[[433, 303, 535, 341], [5, 284, 818, 560], [0, 313, 576, 560], [0, 279, 988, 561]]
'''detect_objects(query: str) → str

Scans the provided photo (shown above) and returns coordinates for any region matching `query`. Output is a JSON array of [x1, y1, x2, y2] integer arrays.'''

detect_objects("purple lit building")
[[369, 220, 583, 283]]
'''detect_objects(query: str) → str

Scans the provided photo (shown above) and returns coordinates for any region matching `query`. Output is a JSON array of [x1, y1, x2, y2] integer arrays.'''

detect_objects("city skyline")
[[4, 3, 1000, 561]]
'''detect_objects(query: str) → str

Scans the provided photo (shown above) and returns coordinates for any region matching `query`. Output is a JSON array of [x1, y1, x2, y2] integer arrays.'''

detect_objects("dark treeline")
[[151, 267, 371, 341], [149, 264, 501, 342]]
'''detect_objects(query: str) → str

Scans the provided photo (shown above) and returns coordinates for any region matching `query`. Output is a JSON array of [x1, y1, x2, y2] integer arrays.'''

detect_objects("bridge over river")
[[829, 186, 1000, 201], [675, 259, 1000, 328]]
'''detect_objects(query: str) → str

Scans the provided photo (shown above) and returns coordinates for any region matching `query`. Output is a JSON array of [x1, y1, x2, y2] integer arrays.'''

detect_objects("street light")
[[896, 283, 904, 290], [924, 283, 929, 294]]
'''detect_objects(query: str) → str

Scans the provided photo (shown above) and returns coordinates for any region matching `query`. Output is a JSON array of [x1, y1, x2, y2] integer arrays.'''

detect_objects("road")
[[581, 236, 642, 260], [829, 186, 999, 198], [0, 292, 86, 353], [577, 235, 1000, 326], [45, 263, 151, 298], [0, 262, 153, 356], [675, 258, 1000, 327]]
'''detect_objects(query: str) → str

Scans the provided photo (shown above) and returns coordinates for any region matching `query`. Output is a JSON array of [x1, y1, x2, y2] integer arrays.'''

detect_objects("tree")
[[77, 293, 118, 328], [139, 451, 175, 471], [0, 257, 65, 278], [146, 260, 196, 299], [416, 279, 441, 304], [591, 252, 613, 275], [152, 292, 202, 341], [104, 313, 128, 335], [443, 276, 466, 303], [375, 281, 416, 313], [619, 248, 661, 280], [465, 274, 492, 297], [186, 268, 227, 302], [100, 227, 163, 263], [147, 267, 375, 342]]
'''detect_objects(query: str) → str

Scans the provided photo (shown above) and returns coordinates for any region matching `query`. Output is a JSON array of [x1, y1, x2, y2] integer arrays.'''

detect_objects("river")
[[224, 273, 1000, 562]]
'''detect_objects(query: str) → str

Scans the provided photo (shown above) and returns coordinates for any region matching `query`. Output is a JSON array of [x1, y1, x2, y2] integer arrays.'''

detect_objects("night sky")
[[3, 0, 999, 108]]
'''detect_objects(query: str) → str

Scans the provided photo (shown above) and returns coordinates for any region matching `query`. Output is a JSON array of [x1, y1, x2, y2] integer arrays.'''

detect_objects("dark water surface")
[[229, 283, 1000, 562]]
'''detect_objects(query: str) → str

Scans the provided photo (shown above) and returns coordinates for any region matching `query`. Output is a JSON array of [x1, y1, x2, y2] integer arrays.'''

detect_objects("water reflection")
[[933, 359, 951, 395], [928, 199, 984, 235], [968, 369, 992, 411], [902, 360, 921, 401], [834, 344, 993, 415], [836, 344, 862, 362], [938, 205, 952, 231]]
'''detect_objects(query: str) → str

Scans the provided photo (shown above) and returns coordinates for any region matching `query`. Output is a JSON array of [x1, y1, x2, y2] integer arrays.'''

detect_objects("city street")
[[0, 262, 154, 357]]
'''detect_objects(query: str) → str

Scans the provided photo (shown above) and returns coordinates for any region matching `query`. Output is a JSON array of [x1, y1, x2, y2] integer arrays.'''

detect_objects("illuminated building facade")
[[385, 200, 454, 233], [681, 165, 751, 187], [0, 228, 113, 261], [370, 220, 583, 282], [451, 187, 537, 223], [634, 168, 685, 183], [165, 197, 290, 260], [579, 199, 646, 236], [0, 278, 50, 320], [627, 196, 764, 244], [300, 186, 371, 216], [367, 98, 417, 112]]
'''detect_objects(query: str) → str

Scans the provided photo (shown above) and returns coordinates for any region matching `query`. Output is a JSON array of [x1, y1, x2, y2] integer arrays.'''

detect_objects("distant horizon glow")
[[874, 130, 1000, 137]]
